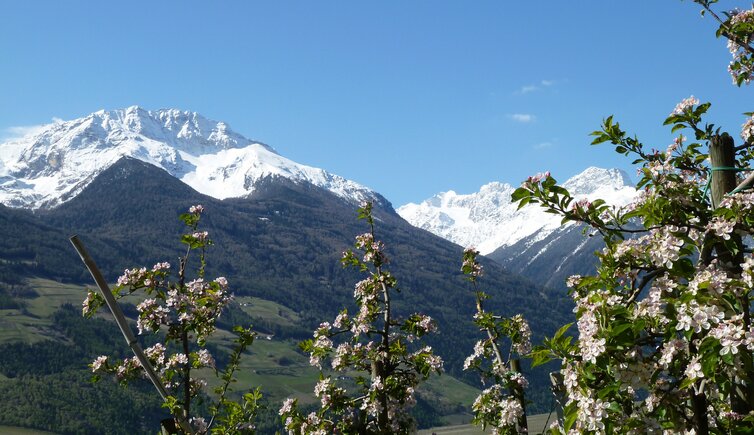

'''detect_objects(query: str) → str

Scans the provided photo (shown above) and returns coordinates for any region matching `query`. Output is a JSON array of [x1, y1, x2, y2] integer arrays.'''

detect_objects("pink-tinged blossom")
[[370, 376, 384, 392], [636, 285, 664, 320], [571, 198, 591, 211], [279, 397, 295, 415], [333, 312, 349, 328], [413, 346, 443, 372], [316, 322, 331, 334], [509, 372, 528, 389], [314, 377, 332, 397], [213, 276, 228, 288], [577, 304, 605, 363], [741, 257, 754, 288], [189, 204, 204, 214], [353, 279, 373, 300], [91, 355, 108, 372], [331, 343, 351, 370], [186, 278, 205, 295], [355, 233, 374, 250], [82, 290, 98, 316], [742, 115, 754, 142], [710, 316, 745, 356], [676, 300, 725, 333], [707, 217, 736, 241], [562, 364, 579, 398], [726, 9, 754, 84], [566, 275, 582, 288], [462, 247, 484, 277], [196, 349, 215, 368], [312, 335, 333, 352], [167, 353, 188, 369], [192, 231, 209, 241], [464, 340, 486, 370], [671, 95, 699, 116], [511, 314, 532, 355], [658, 338, 686, 369], [350, 318, 369, 337], [525, 171, 550, 185], [500, 397, 523, 426], [117, 267, 148, 287], [685, 356, 704, 380], [151, 261, 170, 272], [309, 354, 322, 369], [574, 393, 611, 432], [415, 314, 437, 334]]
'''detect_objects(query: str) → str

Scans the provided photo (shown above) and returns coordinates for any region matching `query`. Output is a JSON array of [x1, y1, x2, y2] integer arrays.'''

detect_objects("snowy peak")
[[397, 167, 637, 255], [0, 108, 378, 209], [563, 166, 633, 195], [48, 106, 265, 154]]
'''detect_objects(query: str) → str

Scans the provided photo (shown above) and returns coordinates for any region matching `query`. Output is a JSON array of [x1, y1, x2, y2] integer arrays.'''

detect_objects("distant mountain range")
[[0, 105, 638, 293], [398, 167, 638, 288], [0, 106, 384, 209], [0, 108, 574, 430]]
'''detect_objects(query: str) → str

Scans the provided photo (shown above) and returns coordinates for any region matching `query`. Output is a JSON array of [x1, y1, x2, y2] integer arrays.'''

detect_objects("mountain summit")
[[397, 167, 637, 255], [0, 107, 380, 209]]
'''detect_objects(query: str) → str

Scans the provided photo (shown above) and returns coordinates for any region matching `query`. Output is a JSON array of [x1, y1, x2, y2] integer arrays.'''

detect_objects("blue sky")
[[2, 1, 753, 206]]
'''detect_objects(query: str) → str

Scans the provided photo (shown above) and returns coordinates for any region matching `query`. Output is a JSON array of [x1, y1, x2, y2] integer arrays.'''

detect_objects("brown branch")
[[700, 3, 754, 56]]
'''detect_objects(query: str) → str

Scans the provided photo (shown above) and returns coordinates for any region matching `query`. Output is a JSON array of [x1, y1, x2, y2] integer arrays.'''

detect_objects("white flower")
[[499, 398, 523, 426], [685, 356, 704, 380], [314, 377, 331, 397], [671, 95, 699, 116], [91, 355, 108, 372], [743, 115, 754, 142], [279, 398, 295, 415], [167, 353, 188, 368], [566, 275, 582, 288], [196, 349, 215, 368]]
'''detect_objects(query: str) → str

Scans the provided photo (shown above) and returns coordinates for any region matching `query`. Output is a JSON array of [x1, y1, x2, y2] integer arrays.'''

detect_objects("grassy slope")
[[0, 427, 58, 435], [2, 278, 480, 427]]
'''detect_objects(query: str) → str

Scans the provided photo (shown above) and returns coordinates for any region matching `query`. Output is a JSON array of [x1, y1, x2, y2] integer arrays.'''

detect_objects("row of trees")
[[81, 1, 754, 433]]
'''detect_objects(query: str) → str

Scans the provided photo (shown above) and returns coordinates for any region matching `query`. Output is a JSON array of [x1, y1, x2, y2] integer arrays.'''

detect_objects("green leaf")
[[679, 377, 695, 390], [511, 187, 530, 202], [610, 322, 632, 336], [530, 349, 552, 368], [553, 323, 573, 341]]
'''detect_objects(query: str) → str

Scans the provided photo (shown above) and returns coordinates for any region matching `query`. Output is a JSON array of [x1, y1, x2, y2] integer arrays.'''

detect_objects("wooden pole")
[[708, 133, 754, 416], [709, 133, 739, 209], [69, 236, 195, 435]]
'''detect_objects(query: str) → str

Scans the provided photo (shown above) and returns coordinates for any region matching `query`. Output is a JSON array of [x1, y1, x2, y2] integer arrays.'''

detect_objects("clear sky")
[[2, 1, 753, 206]]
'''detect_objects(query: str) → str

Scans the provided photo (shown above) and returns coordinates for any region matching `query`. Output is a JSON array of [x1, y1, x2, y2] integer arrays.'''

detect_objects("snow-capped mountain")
[[0, 106, 381, 209], [397, 167, 638, 255]]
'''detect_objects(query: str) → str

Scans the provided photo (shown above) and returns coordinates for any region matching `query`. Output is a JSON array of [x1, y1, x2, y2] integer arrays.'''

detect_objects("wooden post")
[[709, 133, 738, 209], [708, 133, 754, 416], [70, 236, 195, 435]]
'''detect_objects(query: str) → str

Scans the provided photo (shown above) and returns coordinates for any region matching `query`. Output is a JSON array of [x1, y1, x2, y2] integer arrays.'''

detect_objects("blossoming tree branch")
[[83, 206, 259, 434], [507, 2, 754, 432], [279, 201, 443, 434]]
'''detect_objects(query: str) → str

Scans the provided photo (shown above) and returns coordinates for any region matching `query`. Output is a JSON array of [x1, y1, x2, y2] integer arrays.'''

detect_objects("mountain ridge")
[[397, 166, 637, 255], [0, 107, 383, 209]]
